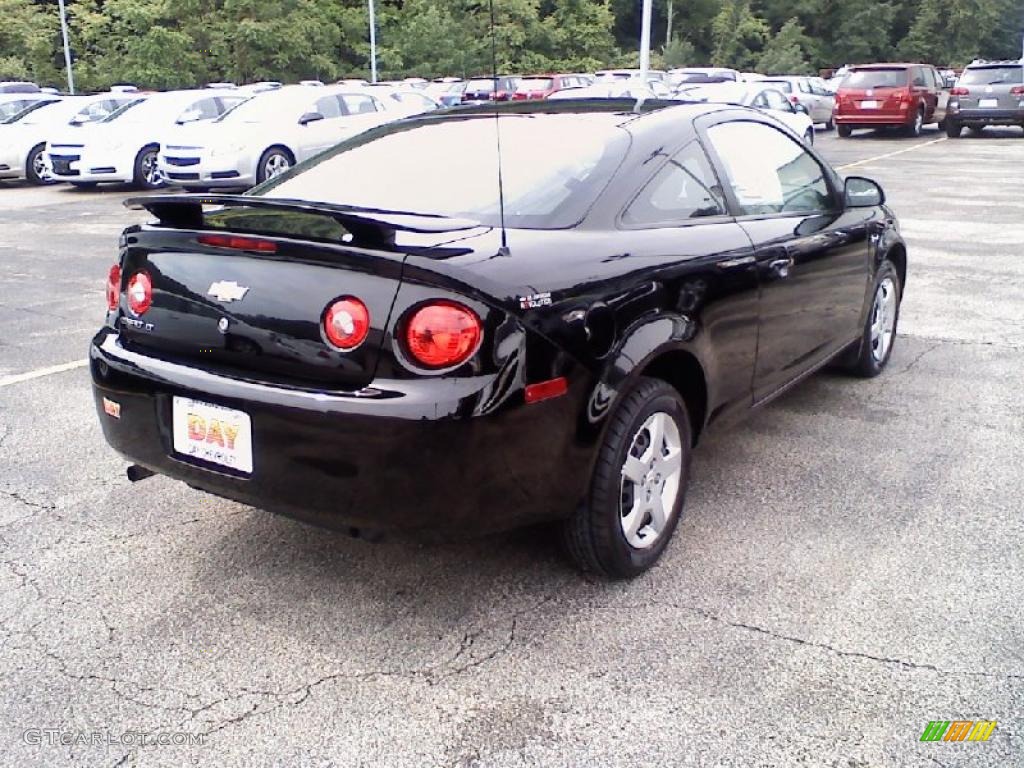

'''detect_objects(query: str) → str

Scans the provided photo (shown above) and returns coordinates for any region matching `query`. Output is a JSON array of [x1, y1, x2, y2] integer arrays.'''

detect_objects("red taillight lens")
[[126, 270, 152, 315], [322, 297, 369, 350], [951, 87, 970, 96], [404, 301, 482, 369], [106, 264, 121, 311], [1011, 86, 1024, 96], [789, 95, 800, 103], [198, 233, 277, 253]]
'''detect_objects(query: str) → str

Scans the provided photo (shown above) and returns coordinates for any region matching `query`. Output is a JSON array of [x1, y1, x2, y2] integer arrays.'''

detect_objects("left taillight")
[[403, 301, 482, 369], [105, 264, 121, 311], [126, 270, 152, 315]]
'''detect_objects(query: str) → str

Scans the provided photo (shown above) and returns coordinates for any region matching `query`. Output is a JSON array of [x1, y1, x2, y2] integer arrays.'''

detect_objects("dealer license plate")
[[978, 98, 998, 108], [172, 397, 253, 473], [860, 100, 879, 109]]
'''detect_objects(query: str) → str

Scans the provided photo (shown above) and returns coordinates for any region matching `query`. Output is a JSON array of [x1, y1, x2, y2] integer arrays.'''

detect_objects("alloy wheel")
[[142, 152, 161, 187], [264, 153, 291, 179], [870, 277, 897, 363], [619, 411, 683, 550], [32, 151, 52, 183]]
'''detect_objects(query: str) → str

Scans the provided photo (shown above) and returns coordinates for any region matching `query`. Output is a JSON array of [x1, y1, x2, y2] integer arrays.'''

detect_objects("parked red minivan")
[[511, 74, 592, 100], [833, 63, 949, 137]]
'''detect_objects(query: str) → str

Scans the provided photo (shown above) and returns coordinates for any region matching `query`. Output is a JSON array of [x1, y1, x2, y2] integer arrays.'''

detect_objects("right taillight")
[[126, 270, 152, 315], [403, 301, 482, 369], [1011, 86, 1024, 96], [951, 87, 970, 96], [106, 264, 121, 311]]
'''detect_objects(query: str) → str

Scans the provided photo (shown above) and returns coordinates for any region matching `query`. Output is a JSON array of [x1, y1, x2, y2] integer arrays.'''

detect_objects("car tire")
[[132, 145, 164, 190], [837, 124, 852, 138], [946, 120, 963, 138], [838, 260, 902, 378], [825, 118, 835, 131], [25, 144, 54, 185], [907, 107, 924, 137], [561, 377, 692, 579], [256, 147, 293, 183], [803, 128, 814, 146]]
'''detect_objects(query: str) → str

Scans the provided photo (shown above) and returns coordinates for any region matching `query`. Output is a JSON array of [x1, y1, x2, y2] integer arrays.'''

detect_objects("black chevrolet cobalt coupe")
[[91, 100, 906, 578]]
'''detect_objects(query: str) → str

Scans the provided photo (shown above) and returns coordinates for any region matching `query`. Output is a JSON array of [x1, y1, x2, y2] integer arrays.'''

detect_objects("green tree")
[[662, 37, 696, 68], [756, 17, 811, 73], [711, 0, 768, 69]]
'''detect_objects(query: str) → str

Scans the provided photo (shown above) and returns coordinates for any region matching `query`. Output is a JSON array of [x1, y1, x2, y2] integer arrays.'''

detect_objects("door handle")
[[768, 255, 794, 279]]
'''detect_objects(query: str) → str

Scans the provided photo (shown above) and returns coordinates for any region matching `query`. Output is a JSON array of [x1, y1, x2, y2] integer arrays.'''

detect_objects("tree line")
[[1, 0, 1021, 91]]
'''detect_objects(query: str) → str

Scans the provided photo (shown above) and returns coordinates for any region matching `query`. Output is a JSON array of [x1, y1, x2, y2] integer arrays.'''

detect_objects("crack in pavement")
[[900, 333, 1024, 351], [897, 341, 941, 375], [674, 603, 1024, 681]]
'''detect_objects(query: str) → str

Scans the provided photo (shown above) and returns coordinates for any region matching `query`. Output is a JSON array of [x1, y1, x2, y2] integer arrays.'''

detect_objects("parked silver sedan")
[[761, 76, 836, 129]]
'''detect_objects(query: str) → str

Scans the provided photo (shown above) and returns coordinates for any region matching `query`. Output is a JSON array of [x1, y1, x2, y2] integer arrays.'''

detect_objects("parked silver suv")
[[946, 59, 1024, 137]]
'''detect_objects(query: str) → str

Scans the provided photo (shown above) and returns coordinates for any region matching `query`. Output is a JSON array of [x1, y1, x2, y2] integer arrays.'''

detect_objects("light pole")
[[639, 0, 653, 81], [57, 0, 75, 94], [368, 0, 378, 83]]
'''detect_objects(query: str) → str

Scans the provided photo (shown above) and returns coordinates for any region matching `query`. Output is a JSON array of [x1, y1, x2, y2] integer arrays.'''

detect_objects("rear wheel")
[[946, 119, 962, 138], [838, 260, 902, 378], [561, 377, 692, 579], [132, 145, 164, 190], [256, 147, 293, 183], [907, 107, 924, 137], [25, 144, 54, 185], [837, 124, 852, 138], [824, 118, 835, 131]]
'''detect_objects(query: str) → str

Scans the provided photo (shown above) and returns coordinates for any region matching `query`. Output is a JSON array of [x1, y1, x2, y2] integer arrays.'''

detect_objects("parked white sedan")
[[680, 83, 816, 145], [157, 85, 401, 191], [0, 92, 137, 184], [46, 89, 246, 189], [760, 76, 836, 128]]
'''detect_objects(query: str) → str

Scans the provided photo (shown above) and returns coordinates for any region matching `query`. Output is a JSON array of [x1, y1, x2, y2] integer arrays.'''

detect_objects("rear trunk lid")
[[116, 195, 484, 391]]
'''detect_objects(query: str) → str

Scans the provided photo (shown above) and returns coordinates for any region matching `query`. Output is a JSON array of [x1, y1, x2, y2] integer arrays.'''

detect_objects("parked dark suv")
[[834, 63, 949, 137], [946, 59, 1024, 137]]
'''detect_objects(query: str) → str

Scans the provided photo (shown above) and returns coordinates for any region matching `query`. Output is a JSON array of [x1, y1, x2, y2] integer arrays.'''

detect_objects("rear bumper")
[[833, 111, 913, 127], [950, 108, 1024, 125], [90, 329, 592, 537]]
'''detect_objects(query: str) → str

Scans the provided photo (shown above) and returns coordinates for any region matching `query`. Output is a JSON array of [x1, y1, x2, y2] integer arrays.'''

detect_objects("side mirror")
[[845, 176, 885, 208], [298, 111, 324, 126], [176, 110, 202, 124]]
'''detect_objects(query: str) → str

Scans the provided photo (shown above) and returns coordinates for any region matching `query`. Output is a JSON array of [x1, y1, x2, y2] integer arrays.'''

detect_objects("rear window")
[[960, 65, 1023, 86], [517, 78, 553, 92], [465, 79, 496, 92], [763, 81, 793, 93], [841, 69, 909, 89], [256, 114, 630, 230]]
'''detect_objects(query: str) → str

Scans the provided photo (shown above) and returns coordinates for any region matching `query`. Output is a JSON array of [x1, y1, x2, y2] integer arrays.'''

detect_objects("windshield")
[[960, 66, 1023, 85], [0, 99, 60, 124], [842, 69, 908, 89], [684, 84, 749, 104], [0, 99, 43, 121], [218, 90, 310, 123], [465, 79, 496, 92], [257, 114, 630, 229], [762, 80, 793, 93], [517, 78, 553, 92], [100, 97, 148, 122]]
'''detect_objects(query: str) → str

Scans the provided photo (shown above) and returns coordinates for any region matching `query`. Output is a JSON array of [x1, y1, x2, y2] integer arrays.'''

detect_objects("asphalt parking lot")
[[1, 125, 1022, 767]]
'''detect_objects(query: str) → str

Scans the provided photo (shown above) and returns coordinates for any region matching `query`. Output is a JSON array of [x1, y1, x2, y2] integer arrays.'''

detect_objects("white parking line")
[[837, 136, 947, 171], [0, 359, 88, 388]]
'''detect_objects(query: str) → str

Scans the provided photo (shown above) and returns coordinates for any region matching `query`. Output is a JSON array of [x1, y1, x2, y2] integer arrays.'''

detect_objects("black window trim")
[[695, 112, 844, 222]]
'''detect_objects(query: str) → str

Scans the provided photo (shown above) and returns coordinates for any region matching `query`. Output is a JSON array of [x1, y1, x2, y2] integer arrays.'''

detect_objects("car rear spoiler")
[[123, 194, 482, 237]]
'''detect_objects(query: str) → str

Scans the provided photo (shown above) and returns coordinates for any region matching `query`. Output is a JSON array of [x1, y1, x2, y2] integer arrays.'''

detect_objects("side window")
[[911, 68, 927, 87], [706, 121, 832, 216], [339, 94, 378, 115], [931, 68, 944, 89], [314, 94, 344, 119], [751, 92, 769, 109], [623, 141, 727, 225], [763, 89, 790, 112], [217, 96, 247, 113]]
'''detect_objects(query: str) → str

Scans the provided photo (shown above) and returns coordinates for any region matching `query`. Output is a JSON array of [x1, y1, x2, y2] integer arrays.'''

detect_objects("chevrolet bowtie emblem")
[[208, 281, 249, 303]]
